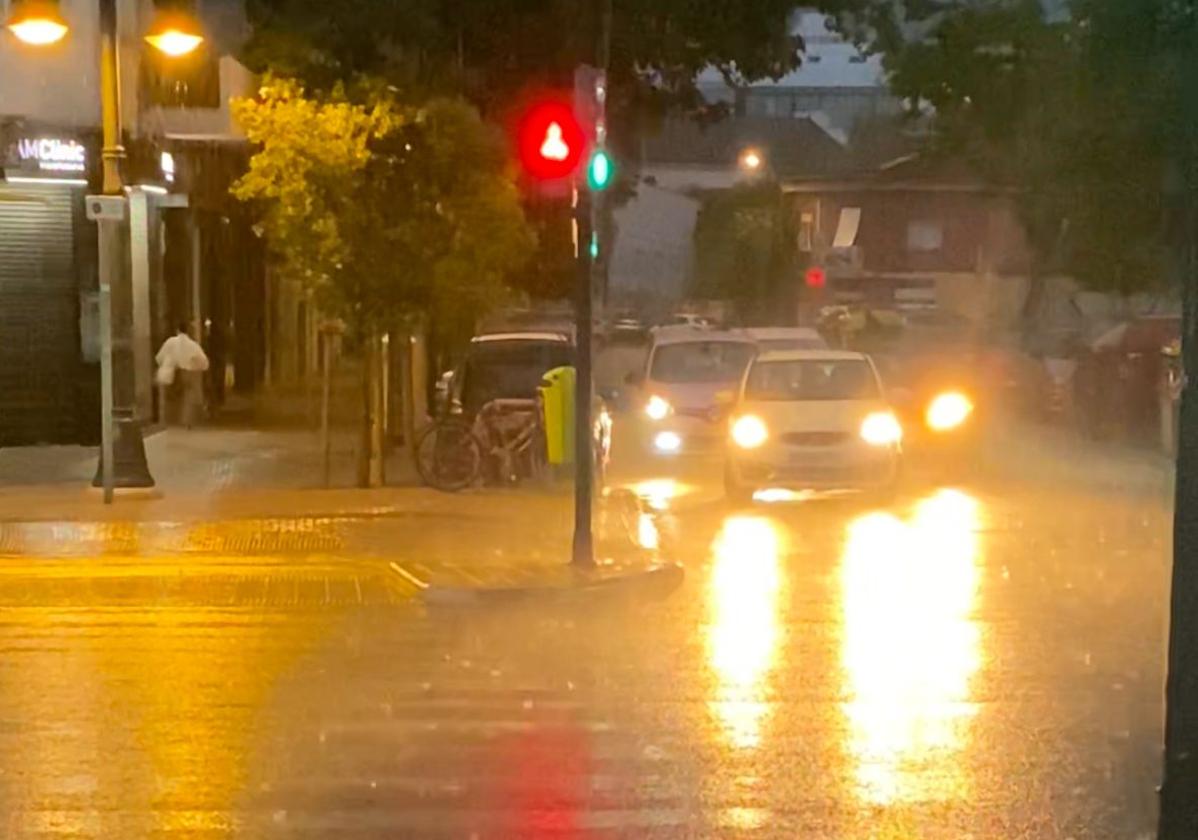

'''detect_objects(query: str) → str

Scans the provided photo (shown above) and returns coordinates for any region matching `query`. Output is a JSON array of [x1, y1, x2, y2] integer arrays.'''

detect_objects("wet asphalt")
[[0, 422, 1173, 839]]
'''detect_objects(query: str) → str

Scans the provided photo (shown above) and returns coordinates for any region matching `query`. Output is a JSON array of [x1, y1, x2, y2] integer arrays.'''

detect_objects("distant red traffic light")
[[517, 100, 586, 182], [805, 266, 827, 289]]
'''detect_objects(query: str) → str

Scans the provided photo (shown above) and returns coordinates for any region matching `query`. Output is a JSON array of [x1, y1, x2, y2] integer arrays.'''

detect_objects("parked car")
[[724, 349, 902, 501], [605, 316, 649, 346], [651, 312, 713, 334], [436, 330, 611, 472], [628, 328, 757, 455]]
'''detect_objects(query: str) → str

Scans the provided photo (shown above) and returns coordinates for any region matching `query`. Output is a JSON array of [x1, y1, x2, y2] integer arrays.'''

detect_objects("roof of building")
[[643, 115, 855, 179], [696, 11, 888, 91]]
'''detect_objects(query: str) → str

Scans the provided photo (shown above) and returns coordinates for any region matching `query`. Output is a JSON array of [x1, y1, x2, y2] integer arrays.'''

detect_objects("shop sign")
[[13, 137, 87, 173]]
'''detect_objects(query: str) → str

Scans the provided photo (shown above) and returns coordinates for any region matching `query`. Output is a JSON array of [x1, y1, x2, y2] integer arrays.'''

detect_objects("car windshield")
[[745, 359, 879, 401], [649, 341, 755, 384], [460, 341, 573, 411]]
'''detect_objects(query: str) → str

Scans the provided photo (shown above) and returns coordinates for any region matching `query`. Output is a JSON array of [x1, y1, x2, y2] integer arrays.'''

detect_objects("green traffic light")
[[587, 149, 613, 190]]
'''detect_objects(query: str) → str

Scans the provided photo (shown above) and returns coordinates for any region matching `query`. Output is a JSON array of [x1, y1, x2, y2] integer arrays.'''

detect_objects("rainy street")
[[0, 420, 1172, 839]]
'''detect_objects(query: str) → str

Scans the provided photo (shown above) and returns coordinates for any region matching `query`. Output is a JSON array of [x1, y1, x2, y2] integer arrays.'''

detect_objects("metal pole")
[[91, 0, 154, 490], [1159, 173, 1198, 840], [594, 0, 612, 308], [1158, 23, 1198, 838], [572, 187, 595, 567], [98, 285, 114, 503]]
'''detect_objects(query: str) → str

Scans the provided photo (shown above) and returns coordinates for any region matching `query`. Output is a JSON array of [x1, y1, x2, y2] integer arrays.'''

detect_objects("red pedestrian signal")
[[517, 100, 586, 182], [805, 266, 826, 289]]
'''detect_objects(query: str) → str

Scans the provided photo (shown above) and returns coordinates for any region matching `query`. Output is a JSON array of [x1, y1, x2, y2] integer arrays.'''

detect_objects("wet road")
[[0, 428, 1173, 838]]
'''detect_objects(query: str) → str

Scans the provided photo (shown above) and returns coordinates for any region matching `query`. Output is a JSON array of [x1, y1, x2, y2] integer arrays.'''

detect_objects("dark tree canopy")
[[820, 0, 1188, 297], [241, 0, 803, 146]]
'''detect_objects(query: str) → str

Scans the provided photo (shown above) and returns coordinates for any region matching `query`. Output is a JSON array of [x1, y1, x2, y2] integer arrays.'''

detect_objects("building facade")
[[0, 0, 259, 445], [787, 156, 1034, 327]]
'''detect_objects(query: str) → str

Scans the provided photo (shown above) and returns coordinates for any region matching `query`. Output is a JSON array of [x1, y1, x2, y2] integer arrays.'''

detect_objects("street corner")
[[390, 553, 684, 609]]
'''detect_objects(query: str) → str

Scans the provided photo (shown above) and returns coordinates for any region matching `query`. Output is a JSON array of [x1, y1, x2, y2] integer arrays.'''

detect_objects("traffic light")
[[516, 100, 586, 183], [805, 266, 827, 289], [587, 149, 613, 191]]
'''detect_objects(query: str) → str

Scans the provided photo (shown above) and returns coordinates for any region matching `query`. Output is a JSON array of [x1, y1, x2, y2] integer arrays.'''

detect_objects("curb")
[[401, 561, 685, 607]]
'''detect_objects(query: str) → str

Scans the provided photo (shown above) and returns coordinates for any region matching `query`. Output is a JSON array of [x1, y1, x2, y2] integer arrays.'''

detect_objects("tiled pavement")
[[0, 427, 660, 606]]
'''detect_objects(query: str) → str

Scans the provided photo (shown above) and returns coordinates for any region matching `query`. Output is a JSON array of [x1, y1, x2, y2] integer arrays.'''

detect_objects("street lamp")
[[6, 0, 203, 497], [144, 9, 204, 57], [739, 147, 764, 173], [5, 0, 67, 44]]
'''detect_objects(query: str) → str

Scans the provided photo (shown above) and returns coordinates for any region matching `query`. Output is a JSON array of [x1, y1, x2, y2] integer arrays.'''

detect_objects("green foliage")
[[231, 78, 533, 339], [240, 1, 803, 303], [823, 0, 1183, 296], [693, 183, 794, 322]]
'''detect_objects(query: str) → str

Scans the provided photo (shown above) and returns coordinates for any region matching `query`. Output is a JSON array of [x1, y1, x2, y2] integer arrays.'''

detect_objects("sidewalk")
[[0, 426, 420, 520], [0, 487, 670, 605], [0, 426, 675, 605]]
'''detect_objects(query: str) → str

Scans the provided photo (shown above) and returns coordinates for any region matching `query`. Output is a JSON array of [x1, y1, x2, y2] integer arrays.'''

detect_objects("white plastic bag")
[[155, 361, 176, 386]]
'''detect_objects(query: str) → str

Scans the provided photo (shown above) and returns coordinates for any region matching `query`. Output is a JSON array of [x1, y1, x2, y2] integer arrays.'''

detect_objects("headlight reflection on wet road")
[[840, 490, 982, 805], [706, 515, 785, 750]]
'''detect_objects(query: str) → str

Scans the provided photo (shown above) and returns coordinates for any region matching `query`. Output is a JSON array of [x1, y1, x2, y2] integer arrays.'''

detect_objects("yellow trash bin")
[[539, 366, 576, 466]]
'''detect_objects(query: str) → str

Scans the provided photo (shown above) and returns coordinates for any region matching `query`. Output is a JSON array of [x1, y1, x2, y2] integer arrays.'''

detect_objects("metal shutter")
[[0, 187, 81, 445]]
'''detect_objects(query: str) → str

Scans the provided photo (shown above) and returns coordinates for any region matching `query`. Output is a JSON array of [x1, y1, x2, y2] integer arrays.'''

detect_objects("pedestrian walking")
[[156, 323, 210, 428]]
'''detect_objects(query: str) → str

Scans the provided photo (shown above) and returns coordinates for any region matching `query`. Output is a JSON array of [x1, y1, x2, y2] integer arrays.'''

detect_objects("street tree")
[[240, 0, 805, 299], [232, 78, 533, 485], [693, 183, 795, 324], [821, 0, 1173, 319]]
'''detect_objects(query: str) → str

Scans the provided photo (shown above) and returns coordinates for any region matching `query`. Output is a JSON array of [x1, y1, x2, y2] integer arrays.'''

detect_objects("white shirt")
[[156, 333, 210, 373]]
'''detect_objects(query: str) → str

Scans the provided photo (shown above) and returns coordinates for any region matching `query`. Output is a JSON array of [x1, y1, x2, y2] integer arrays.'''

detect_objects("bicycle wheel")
[[415, 420, 484, 492]]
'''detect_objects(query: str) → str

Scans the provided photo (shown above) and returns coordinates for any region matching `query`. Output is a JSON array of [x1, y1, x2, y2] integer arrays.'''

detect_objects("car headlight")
[[645, 395, 672, 421], [654, 431, 682, 453], [926, 391, 973, 431], [731, 414, 768, 449], [860, 411, 902, 446]]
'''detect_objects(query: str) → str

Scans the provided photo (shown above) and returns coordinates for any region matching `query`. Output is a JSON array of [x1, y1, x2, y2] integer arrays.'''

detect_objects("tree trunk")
[[357, 333, 385, 488], [321, 335, 333, 488]]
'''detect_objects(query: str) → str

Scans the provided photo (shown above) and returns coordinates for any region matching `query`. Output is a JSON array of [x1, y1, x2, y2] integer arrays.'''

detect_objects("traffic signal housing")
[[516, 99, 586, 183]]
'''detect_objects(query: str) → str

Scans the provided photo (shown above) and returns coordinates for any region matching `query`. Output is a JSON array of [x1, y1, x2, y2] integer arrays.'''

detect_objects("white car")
[[724, 349, 902, 501], [631, 329, 757, 455]]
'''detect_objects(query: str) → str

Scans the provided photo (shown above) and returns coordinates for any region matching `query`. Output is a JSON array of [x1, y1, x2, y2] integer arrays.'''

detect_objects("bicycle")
[[415, 398, 546, 492]]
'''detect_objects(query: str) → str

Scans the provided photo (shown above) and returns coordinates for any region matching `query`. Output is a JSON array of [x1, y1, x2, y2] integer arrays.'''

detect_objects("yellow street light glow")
[[144, 10, 204, 57], [739, 147, 764, 172], [926, 392, 973, 432], [644, 394, 671, 421], [860, 411, 903, 446], [145, 27, 203, 56], [6, 1, 68, 45], [731, 414, 768, 449]]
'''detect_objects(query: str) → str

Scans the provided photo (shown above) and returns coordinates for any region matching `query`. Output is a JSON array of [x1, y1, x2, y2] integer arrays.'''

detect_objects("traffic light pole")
[[572, 187, 595, 568]]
